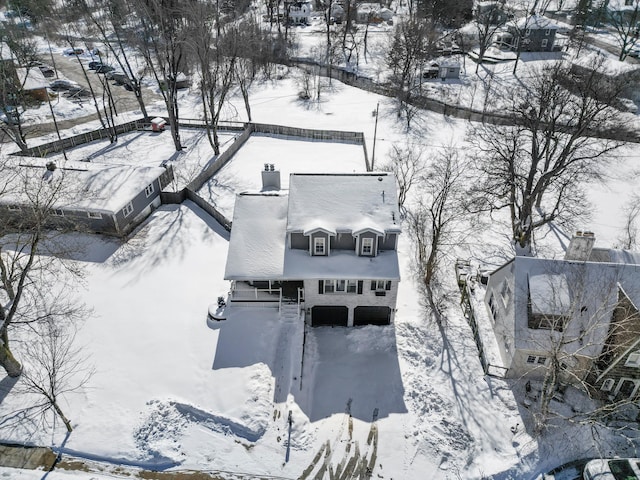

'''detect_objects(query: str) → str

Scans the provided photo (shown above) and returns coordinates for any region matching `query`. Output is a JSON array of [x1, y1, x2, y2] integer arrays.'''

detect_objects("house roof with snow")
[[286, 173, 401, 236], [0, 42, 12, 62], [508, 254, 640, 356], [0, 158, 166, 214], [224, 193, 289, 280], [16, 67, 47, 90], [224, 172, 401, 281], [513, 14, 560, 29]]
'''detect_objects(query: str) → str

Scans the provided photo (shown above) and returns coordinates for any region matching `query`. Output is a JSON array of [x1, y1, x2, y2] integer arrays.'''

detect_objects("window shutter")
[[357, 280, 363, 294], [318, 280, 324, 294], [385, 281, 392, 291]]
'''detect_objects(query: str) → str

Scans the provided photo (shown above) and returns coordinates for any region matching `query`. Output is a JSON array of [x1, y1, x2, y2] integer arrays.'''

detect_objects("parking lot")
[[42, 50, 161, 114]]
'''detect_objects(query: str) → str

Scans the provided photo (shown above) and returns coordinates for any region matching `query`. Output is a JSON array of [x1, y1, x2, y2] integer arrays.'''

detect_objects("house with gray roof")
[[484, 232, 640, 402], [224, 167, 401, 327], [498, 14, 563, 52], [1, 158, 173, 236]]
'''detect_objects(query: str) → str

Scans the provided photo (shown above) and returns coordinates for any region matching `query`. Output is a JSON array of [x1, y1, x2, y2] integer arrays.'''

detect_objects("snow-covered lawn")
[[1, 67, 640, 479], [197, 135, 368, 218]]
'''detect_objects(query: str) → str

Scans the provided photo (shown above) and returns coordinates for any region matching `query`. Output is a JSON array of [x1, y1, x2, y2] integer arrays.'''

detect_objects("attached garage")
[[354, 306, 391, 326], [311, 306, 348, 327]]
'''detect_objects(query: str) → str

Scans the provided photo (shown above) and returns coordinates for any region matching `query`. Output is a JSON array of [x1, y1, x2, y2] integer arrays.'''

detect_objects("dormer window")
[[314, 237, 325, 255], [361, 238, 373, 255]]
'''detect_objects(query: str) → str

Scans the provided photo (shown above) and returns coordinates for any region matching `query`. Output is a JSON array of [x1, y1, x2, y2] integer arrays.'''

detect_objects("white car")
[[583, 458, 640, 480]]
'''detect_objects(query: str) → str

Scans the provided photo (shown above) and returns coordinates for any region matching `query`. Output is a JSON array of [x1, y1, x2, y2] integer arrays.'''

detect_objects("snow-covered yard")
[[1, 56, 640, 480]]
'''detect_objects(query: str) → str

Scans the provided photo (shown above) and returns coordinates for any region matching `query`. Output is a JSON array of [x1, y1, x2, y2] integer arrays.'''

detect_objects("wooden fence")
[[291, 58, 640, 143]]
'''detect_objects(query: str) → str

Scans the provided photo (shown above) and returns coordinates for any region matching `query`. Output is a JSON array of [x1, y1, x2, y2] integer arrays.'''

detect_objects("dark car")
[[49, 79, 79, 90], [95, 64, 115, 74], [88, 60, 102, 70], [38, 65, 55, 77]]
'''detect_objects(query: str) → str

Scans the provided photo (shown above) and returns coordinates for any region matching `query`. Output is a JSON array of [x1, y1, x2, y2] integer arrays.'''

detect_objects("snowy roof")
[[510, 256, 640, 356], [16, 67, 47, 90], [224, 193, 288, 280], [528, 273, 571, 316], [0, 158, 166, 213], [0, 42, 12, 62], [514, 15, 560, 29], [283, 248, 400, 280], [286, 173, 401, 236], [224, 173, 401, 281], [572, 51, 640, 76]]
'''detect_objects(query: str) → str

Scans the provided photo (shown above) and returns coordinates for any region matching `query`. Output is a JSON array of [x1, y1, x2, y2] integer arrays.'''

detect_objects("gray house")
[[499, 14, 562, 52], [1, 158, 173, 236], [224, 168, 401, 327], [484, 232, 640, 402]]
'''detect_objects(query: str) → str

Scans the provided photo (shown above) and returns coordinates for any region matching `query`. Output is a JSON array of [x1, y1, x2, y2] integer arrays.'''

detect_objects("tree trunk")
[[0, 341, 22, 377], [53, 400, 73, 433]]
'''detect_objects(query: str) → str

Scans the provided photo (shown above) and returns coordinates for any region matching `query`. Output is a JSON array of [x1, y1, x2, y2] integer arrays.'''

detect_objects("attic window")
[[601, 378, 614, 391], [313, 237, 325, 255], [8, 205, 21, 211], [361, 237, 373, 255], [625, 351, 640, 368], [545, 28, 550, 35]]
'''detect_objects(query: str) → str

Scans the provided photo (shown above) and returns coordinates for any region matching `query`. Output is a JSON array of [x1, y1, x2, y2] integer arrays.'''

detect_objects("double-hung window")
[[122, 202, 134, 218], [314, 237, 325, 255], [144, 183, 155, 198], [361, 237, 373, 255]]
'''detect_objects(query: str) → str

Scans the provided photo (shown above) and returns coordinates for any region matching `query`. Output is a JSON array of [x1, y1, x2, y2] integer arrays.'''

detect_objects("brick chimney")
[[261, 163, 280, 191], [564, 231, 595, 261]]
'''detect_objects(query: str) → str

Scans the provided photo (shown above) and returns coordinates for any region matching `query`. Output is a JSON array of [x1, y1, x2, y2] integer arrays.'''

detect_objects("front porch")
[[228, 280, 304, 311]]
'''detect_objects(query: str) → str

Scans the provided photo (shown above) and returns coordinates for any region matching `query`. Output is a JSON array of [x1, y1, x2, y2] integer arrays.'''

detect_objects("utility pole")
[[371, 101, 379, 171]]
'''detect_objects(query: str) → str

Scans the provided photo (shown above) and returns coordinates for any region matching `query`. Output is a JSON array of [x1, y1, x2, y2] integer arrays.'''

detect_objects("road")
[[1, 51, 164, 144]]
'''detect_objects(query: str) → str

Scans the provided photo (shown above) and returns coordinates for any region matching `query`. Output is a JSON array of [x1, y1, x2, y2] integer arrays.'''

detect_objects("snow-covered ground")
[[1, 21, 640, 479]]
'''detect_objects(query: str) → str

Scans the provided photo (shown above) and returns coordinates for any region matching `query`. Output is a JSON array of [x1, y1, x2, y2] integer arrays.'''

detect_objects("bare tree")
[[469, 59, 629, 255], [77, 0, 150, 120], [617, 194, 640, 250], [383, 142, 424, 212], [14, 307, 93, 433], [406, 147, 469, 320], [515, 266, 640, 434], [131, 0, 190, 151], [472, 2, 507, 73], [606, 0, 640, 61], [0, 160, 86, 377]]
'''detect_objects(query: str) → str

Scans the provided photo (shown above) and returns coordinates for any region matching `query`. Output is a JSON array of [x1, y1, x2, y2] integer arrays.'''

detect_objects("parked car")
[[38, 65, 55, 77], [64, 87, 91, 98], [62, 47, 84, 56], [534, 459, 590, 480], [95, 64, 115, 74], [583, 458, 640, 480], [49, 79, 79, 90], [88, 60, 102, 70]]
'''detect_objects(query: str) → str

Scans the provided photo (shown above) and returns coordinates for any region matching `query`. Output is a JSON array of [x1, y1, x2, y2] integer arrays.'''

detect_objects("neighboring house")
[[16, 67, 48, 101], [474, 1, 509, 25], [484, 232, 640, 402], [498, 14, 563, 52], [571, 51, 640, 103], [224, 167, 401, 327], [285, 0, 312, 24], [1, 158, 173, 236]]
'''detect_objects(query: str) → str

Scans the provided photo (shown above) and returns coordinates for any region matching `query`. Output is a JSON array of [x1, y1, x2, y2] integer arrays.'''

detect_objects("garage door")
[[354, 306, 391, 326], [311, 306, 348, 327]]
